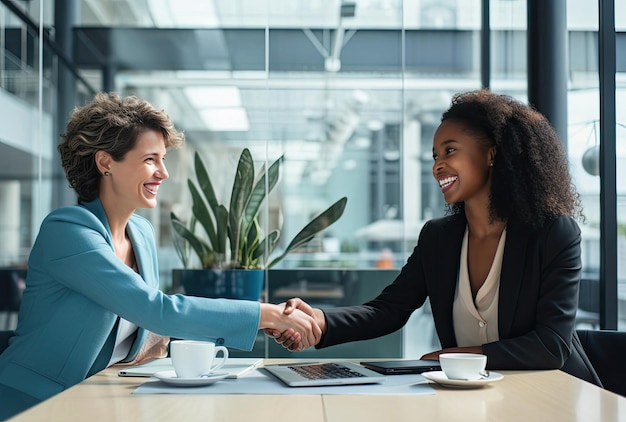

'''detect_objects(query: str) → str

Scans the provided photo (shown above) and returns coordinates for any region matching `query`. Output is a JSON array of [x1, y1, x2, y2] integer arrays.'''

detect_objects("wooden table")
[[9, 360, 626, 422]]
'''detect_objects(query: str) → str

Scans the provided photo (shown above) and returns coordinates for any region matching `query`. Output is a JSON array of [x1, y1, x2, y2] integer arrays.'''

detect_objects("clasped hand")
[[264, 298, 325, 351]]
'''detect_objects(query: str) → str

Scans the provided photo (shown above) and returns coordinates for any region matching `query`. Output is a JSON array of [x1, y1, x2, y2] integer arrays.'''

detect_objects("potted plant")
[[170, 148, 347, 300]]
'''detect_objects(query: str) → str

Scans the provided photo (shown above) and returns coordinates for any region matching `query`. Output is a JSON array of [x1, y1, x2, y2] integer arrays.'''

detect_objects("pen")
[[277, 362, 321, 366]]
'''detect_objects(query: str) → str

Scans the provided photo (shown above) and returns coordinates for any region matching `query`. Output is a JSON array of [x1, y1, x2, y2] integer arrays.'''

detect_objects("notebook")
[[117, 357, 263, 379], [263, 361, 386, 387], [360, 359, 441, 375]]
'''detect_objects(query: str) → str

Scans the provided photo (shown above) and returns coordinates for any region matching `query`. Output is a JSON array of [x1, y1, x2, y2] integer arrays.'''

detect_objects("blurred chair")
[[576, 329, 626, 397], [0, 268, 25, 330], [0, 330, 14, 354], [575, 308, 600, 329], [575, 276, 600, 329]]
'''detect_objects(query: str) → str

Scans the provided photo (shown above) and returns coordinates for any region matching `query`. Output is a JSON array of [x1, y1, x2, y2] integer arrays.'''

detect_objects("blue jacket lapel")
[[126, 223, 147, 277], [123, 219, 152, 362], [80, 198, 151, 363]]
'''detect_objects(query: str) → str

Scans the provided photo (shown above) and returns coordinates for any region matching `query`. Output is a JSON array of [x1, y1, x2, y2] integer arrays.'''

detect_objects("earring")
[[489, 162, 494, 167], [104, 171, 110, 176]]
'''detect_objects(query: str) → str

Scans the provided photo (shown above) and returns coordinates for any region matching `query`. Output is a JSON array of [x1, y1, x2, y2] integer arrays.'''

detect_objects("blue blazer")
[[318, 214, 600, 385], [0, 198, 260, 403]]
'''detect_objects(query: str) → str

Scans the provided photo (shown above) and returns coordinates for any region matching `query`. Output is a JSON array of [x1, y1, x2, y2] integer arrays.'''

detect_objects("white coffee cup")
[[439, 353, 488, 380], [170, 340, 229, 378]]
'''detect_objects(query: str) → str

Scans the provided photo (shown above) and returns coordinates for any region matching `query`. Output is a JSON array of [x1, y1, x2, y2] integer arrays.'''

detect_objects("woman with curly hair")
[[0, 92, 319, 419], [268, 89, 600, 385]]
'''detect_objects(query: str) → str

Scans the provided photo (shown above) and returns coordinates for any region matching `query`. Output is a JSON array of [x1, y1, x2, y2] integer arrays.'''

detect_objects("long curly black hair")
[[441, 89, 583, 227]]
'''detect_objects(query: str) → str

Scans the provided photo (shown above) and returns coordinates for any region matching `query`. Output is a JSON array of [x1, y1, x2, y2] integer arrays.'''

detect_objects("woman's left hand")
[[119, 332, 170, 365]]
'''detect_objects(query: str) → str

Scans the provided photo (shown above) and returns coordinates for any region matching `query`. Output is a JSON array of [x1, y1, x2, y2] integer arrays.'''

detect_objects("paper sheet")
[[118, 357, 263, 379], [133, 369, 435, 395]]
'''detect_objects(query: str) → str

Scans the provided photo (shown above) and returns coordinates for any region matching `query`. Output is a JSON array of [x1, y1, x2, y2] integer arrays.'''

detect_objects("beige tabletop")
[[10, 359, 626, 422]]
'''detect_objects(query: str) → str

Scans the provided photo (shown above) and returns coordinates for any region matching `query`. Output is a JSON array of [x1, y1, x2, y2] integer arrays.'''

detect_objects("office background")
[[0, 0, 624, 356]]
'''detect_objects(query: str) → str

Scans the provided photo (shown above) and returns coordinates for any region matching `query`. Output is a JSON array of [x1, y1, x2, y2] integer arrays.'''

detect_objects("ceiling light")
[[342, 159, 357, 170], [352, 89, 370, 105], [176, 71, 233, 79], [367, 119, 384, 131], [200, 108, 249, 132], [353, 136, 371, 149], [383, 150, 400, 161], [325, 57, 341, 72], [184, 86, 242, 108], [147, 0, 219, 27]]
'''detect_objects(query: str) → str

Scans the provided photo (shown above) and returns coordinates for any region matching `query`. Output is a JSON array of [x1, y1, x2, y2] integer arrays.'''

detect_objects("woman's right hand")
[[259, 302, 322, 349], [264, 298, 326, 351]]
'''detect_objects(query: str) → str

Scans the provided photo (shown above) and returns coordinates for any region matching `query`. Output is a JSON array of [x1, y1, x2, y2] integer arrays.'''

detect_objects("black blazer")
[[319, 214, 600, 385]]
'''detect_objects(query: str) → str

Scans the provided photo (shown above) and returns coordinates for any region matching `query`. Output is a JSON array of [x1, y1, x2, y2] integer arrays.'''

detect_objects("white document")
[[133, 369, 435, 395], [118, 357, 263, 379]]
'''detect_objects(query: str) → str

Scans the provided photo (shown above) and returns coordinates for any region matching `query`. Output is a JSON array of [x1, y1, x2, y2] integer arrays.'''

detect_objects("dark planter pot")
[[172, 269, 264, 301]]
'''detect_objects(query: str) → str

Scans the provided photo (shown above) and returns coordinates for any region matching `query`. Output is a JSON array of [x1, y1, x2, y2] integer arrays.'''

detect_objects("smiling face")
[[432, 119, 495, 208], [97, 129, 169, 213]]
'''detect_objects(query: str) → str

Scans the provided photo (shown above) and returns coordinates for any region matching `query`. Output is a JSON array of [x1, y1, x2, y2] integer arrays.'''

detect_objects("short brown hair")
[[58, 92, 184, 202]]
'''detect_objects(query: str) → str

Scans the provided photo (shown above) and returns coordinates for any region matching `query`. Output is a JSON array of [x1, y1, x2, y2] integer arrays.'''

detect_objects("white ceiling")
[[76, 0, 489, 184]]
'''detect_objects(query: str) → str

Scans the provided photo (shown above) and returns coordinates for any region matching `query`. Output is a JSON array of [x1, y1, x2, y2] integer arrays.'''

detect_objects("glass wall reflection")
[[617, 1, 626, 329], [1, 1, 624, 348]]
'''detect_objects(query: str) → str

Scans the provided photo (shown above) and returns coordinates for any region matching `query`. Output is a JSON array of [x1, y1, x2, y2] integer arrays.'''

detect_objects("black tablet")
[[360, 359, 441, 375]]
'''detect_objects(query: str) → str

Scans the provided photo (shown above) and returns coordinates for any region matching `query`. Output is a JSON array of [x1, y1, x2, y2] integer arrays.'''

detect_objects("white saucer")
[[153, 370, 229, 387], [421, 371, 504, 388]]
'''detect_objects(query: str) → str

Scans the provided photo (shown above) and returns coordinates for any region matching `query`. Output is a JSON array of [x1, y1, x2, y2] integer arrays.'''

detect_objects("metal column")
[[527, 0, 568, 146], [481, 0, 490, 90], [598, 0, 617, 330], [54, 0, 81, 207]]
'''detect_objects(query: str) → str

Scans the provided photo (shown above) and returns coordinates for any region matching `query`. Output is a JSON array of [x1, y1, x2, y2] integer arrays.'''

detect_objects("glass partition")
[[616, 1, 626, 329], [0, 0, 94, 329], [567, 1, 602, 329], [0, 0, 49, 329], [1, 1, 47, 267], [1, 0, 624, 355]]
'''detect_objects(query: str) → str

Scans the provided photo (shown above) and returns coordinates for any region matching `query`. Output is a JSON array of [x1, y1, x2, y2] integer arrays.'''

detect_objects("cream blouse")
[[453, 226, 507, 347], [107, 318, 138, 366], [107, 261, 140, 366]]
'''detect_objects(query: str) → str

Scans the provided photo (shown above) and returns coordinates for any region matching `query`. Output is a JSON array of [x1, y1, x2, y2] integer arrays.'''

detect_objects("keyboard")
[[264, 361, 386, 386], [287, 363, 367, 380]]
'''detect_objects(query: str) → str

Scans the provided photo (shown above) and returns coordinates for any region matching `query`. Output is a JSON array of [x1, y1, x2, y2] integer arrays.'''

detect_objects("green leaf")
[[239, 220, 254, 268], [240, 156, 282, 254], [252, 229, 280, 264], [193, 152, 231, 255], [171, 212, 214, 268], [214, 205, 229, 256], [171, 148, 347, 269], [172, 229, 189, 268], [228, 149, 255, 263], [267, 197, 347, 268], [188, 179, 218, 251], [194, 152, 219, 209], [241, 219, 260, 267]]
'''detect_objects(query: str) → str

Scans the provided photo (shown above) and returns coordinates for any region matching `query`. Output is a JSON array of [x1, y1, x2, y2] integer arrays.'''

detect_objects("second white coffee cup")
[[170, 340, 229, 378], [439, 353, 487, 380]]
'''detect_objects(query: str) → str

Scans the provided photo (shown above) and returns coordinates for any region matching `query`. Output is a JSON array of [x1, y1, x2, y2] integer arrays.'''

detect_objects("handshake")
[[261, 298, 325, 352]]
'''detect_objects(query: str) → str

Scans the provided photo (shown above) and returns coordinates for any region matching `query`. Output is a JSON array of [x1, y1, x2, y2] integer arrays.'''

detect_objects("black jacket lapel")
[[498, 222, 530, 338], [434, 215, 467, 348]]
